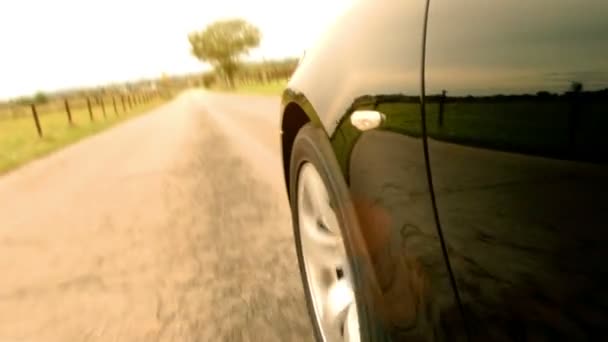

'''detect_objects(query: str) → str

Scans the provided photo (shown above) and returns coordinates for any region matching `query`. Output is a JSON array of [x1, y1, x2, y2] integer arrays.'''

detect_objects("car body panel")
[[283, 1, 468, 340], [424, 0, 608, 339], [281, 0, 608, 340], [347, 121, 467, 340], [285, 1, 424, 137]]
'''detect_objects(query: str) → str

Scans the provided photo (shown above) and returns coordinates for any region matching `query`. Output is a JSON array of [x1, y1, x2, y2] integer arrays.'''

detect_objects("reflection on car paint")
[[425, 0, 608, 339], [282, 0, 608, 340], [343, 104, 468, 340], [423, 91, 608, 163]]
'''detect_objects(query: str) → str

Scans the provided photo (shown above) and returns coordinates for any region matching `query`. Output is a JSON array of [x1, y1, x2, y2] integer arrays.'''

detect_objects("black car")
[[279, 1, 608, 341]]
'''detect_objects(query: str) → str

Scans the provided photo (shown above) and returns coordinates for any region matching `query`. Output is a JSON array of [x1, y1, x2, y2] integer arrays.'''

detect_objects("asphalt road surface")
[[0, 90, 314, 341]]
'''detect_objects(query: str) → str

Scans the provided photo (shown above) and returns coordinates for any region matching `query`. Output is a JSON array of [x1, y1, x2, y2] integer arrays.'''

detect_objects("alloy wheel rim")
[[297, 162, 360, 342]]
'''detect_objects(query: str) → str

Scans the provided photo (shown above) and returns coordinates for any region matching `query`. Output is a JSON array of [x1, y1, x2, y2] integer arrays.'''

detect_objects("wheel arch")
[[280, 89, 326, 197]]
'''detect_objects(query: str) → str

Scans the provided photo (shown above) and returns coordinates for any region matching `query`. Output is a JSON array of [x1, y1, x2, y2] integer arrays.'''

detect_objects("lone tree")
[[188, 19, 261, 88]]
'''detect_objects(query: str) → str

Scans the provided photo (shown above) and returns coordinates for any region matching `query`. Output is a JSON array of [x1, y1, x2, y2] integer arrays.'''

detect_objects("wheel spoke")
[[305, 166, 330, 214], [344, 303, 361, 342], [299, 214, 344, 267], [320, 201, 341, 235], [301, 166, 340, 233], [325, 278, 354, 324]]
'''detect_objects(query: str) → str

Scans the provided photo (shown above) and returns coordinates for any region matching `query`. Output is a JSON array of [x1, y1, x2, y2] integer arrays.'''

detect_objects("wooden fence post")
[[100, 97, 107, 119], [568, 89, 582, 153], [438, 90, 447, 128], [86, 97, 94, 121], [64, 99, 73, 125], [121, 96, 126, 112], [112, 97, 118, 116], [31, 104, 43, 137]]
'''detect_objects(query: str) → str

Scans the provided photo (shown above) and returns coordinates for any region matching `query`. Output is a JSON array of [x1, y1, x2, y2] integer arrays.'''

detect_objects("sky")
[[0, 0, 353, 100]]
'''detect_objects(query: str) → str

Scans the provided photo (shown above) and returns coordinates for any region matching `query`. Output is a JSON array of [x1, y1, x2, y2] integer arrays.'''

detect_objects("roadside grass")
[[211, 78, 288, 96], [0, 99, 165, 174], [234, 79, 287, 95]]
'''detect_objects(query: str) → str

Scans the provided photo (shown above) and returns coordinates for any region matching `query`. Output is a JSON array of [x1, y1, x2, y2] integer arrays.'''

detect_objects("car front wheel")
[[288, 123, 387, 342]]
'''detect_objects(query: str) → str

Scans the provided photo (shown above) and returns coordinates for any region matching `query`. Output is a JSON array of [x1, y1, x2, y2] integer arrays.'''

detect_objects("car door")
[[424, 0, 608, 340]]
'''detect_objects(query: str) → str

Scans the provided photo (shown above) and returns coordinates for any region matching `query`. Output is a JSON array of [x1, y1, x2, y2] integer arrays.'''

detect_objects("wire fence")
[[0, 90, 170, 138]]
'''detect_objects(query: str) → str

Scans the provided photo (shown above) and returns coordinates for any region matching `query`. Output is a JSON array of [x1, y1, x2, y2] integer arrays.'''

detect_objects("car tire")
[[289, 123, 389, 342]]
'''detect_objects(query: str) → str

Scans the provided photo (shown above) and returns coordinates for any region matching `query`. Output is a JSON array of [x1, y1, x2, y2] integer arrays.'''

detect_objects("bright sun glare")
[[0, 0, 353, 100]]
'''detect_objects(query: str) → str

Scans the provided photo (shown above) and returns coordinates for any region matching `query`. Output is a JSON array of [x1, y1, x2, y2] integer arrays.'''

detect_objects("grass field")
[[211, 78, 288, 96], [0, 99, 165, 174]]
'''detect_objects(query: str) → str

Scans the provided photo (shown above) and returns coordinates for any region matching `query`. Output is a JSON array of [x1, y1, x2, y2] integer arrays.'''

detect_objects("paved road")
[[0, 90, 313, 341]]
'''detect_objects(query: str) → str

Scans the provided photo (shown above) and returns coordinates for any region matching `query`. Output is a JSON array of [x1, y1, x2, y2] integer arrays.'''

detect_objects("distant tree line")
[[343, 81, 606, 105], [12, 91, 49, 106], [426, 88, 608, 103], [426, 82, 607, 103]]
